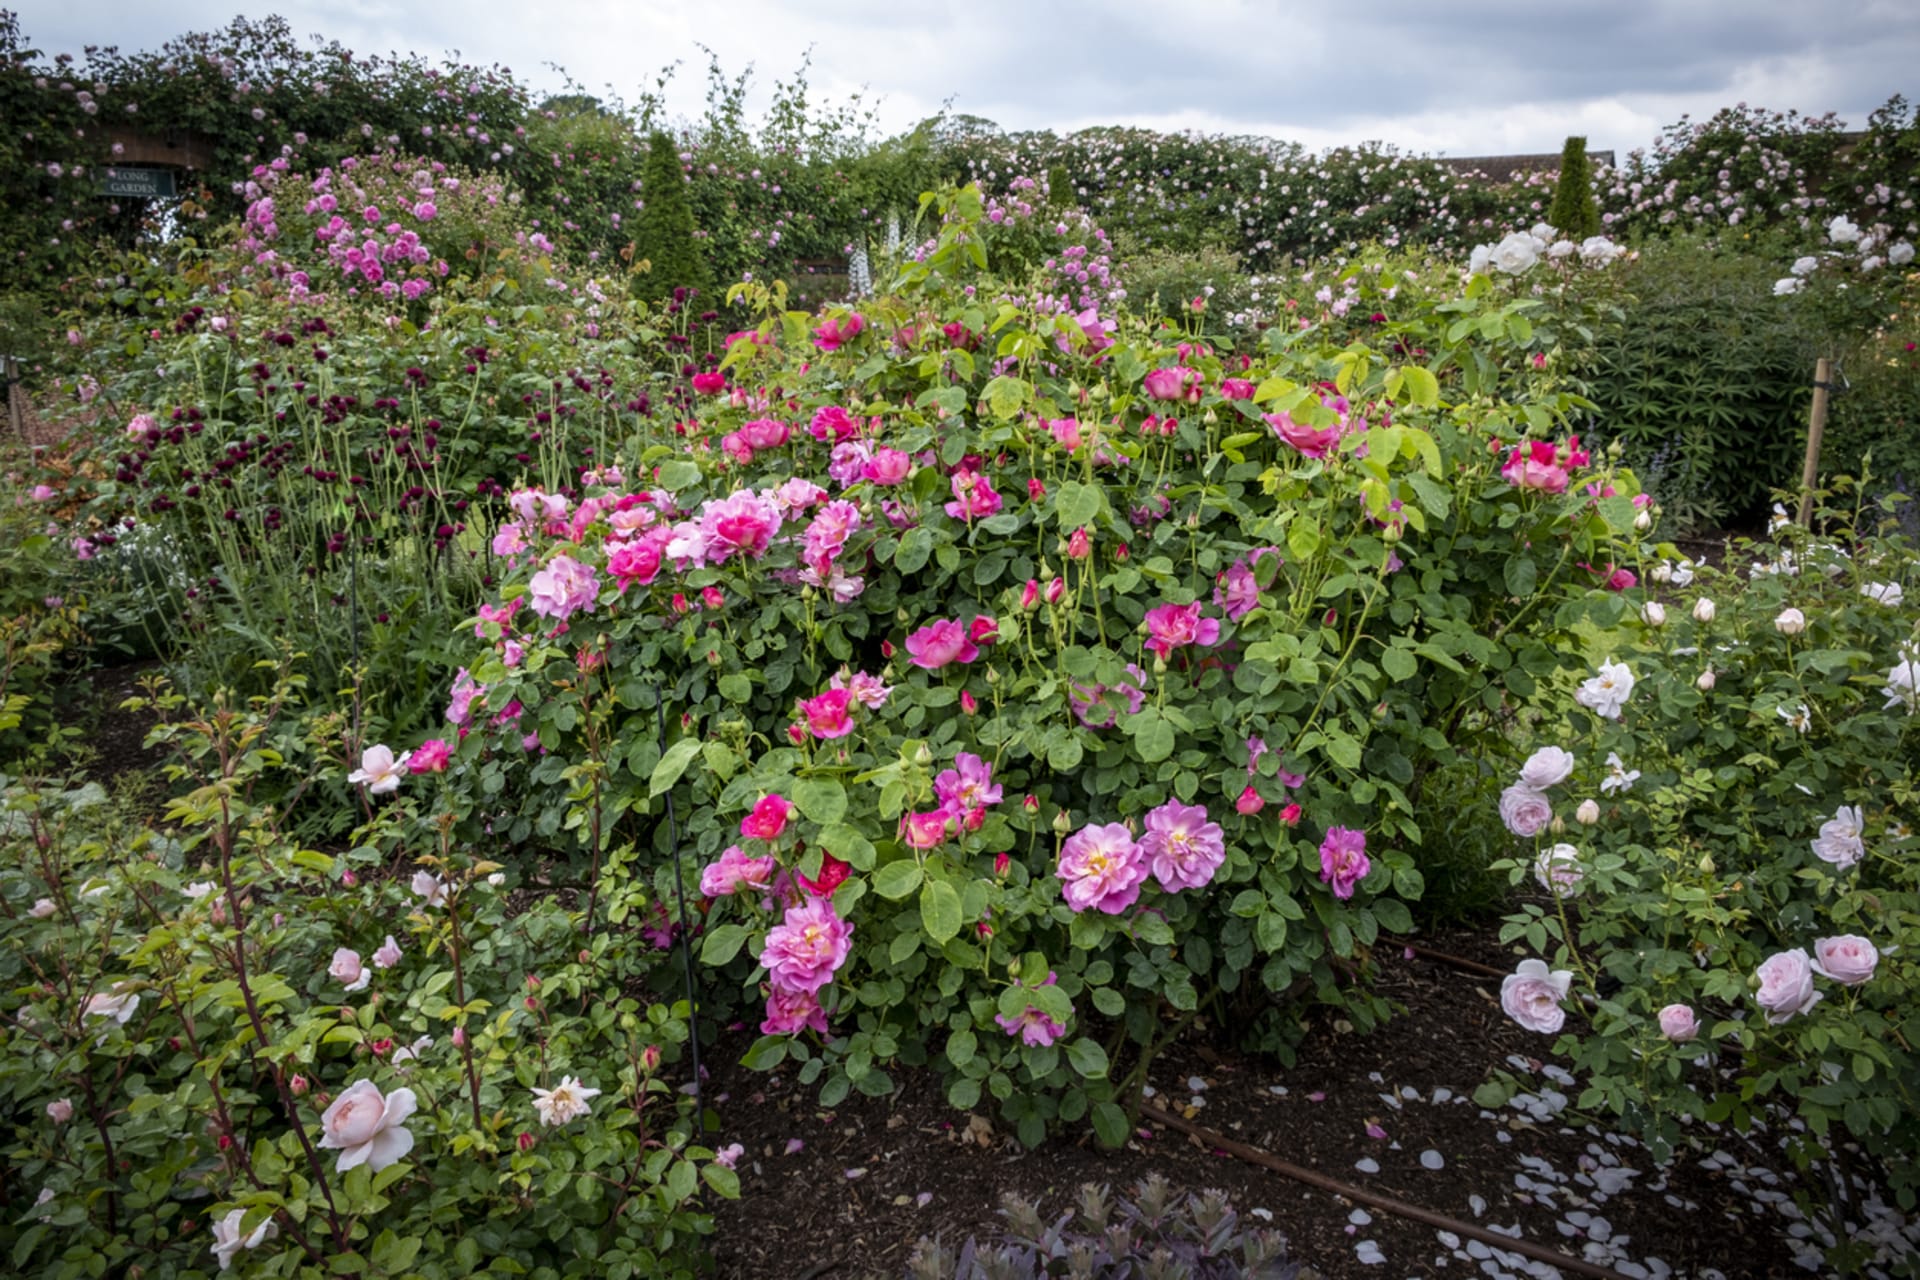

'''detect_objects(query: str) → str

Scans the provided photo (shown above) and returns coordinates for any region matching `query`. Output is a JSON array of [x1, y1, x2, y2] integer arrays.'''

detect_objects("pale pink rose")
[[1754, 949, 1822, 1025], [410, 870, 448, 908], [1657, 1004, 1699, 1042], [1533, 844, 1583, 898], [347, 744, 408, 795], [46, 1098, 73, 1123], [1498, 783, 1553, 838], [30, 898, 56, 918], [1500, 958, 1572, 1033], [329, 948, 371, 992], [372, 935, 403, 968], [526, 554, 600, 621], [210, 1207, 278, 1270], [318, 1080, 416, 1172], [1810, 935, 1878, 986], [1518, 746, 1575, 791]]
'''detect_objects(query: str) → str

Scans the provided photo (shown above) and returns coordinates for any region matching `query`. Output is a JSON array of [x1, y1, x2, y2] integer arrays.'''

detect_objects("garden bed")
[[704, 920, 1898, 1279]]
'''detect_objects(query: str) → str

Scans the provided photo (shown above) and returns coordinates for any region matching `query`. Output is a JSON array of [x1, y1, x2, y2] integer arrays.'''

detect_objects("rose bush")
[[0, 664, 730, 1276], [404, 183, 1649, 1146], [1482, 488, 1920, 1269]]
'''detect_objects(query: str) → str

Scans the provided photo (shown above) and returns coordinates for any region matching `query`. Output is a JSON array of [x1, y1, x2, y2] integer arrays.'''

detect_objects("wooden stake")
[[3, 355, 20, 439], [1796, 356, 1832, 527]]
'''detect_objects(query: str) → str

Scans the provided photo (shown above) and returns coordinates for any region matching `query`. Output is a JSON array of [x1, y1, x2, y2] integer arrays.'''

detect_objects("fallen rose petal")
[[784, 1138, 804, 1155], [844, 1167, 866, 1180], [1365, 1122, 1388, 1140], [1308, 1091, 1327, 1102]]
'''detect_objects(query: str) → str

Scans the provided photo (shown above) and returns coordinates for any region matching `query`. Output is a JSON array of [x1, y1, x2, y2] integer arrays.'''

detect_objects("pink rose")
[[740, 795, 794, 842], [46, 1098, 73, 1123], [1657, 1004, 1699, 1042], [691, 371, 726, 394], [1220, 377, 1256, 401], [1498, 783, 1553, 838], [1235, 785, 1265, 815], [1810, 935, 1878, 986], [1318, 826, 1370, 900], [1518, 746, 1575, 791], [1266, 411, 1341, 458], [862, 447, 911, 485], [1143, 365, 1201, 402], [1753, 948, 1822, 1025], [1501, 441, 1570, 493], [1057, 822, 1148, 914], [901, 810, 950, 849], [318, 1080, 416, 1172], [527, 554, 599, 621], [408, 739, 453, 773], [701, 845, 776, 897], [760, 898, 853, 995], [1142, 601, 1221, 659], [372, 935, 404, 968], [761, 985, 829, 1035], [1142, 800, 1227, 891], [1500, 958, 1572, 1033], [329, 948, 370, 992], [800, 688, 855, 739], [904, 619, 979, 669]]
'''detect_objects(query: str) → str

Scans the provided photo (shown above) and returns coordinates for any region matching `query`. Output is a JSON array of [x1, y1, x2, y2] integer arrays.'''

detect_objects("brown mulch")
[[701, 924, 1816, 1279]]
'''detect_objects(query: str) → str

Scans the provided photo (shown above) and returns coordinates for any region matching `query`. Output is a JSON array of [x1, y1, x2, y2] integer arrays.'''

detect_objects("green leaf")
[[701, 1163, 742, 1199], [895, 526, 935, 574], [1504, 556, 1538, 597], [818, 824, 876, 871], [792, 778, 847, 825], [1400, 365, 1440, 408], [700, 924, 751, 966], [920, 878, 963, 943], [1091, 1102, 1129, 1148], [656, 460, 702, 492], [1286, 519, 1322, 561], [947, 1027, 978, 1068], [1055, 480, 1102, 529], [873, 860, 925, 900], [1066, 1038, 1109, 1079], [984, 374, 1030, 420], [648, 738, 702, 797], [1380, 647, 1417, 682]]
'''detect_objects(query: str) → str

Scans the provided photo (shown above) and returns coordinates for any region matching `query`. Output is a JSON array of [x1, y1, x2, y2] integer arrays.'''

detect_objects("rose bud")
[[1279, 803, 1302, 826]]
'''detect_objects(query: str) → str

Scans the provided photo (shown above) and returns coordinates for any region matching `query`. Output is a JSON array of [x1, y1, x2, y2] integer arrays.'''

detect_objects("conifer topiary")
[[631, 131, 710, 302], [1547, 135, 1601, 240]]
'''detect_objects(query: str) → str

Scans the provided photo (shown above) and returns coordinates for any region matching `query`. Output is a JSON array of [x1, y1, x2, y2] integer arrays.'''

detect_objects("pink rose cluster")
[[1500, 436, 1590, 494], [796, 667, 891, 740], [1057, 801, 1227, 914], [1753, 936, 1879, 1025], [899, 752, 1005, 851]]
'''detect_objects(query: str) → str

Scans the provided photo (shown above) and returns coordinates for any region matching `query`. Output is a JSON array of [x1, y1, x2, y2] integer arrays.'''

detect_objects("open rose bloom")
[[318, 1080, 417, 1172]]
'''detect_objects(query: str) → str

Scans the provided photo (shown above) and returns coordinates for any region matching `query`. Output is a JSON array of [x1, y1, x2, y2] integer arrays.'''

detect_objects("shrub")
[[632, 131, 712, 302], [1481, 493, 1920, 1272], [0, 664, 729, 1276], [414, 185, 1648, 1147], [1546, 137, 1601, 241], [903, 1175, 1309, 1279]]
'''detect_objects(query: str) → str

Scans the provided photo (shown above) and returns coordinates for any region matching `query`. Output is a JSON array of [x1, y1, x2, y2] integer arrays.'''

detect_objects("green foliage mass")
[[1547, 136, 1601, 240], [631, 131, 710, 302]]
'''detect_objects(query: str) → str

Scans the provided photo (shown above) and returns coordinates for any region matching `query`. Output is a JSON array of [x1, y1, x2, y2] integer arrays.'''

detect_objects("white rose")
[[1491, 231, 1540, 275], [1692, 598, 1716, 623], [1789, 255, 1820, 277], [1518, 746, 1575, 790], [1827, 215, 1861, 245], [1773, 277, 1803, 296], [1548, 239, 1576, 260], [1530, 222, 1557, 243], [1889, 241, 1915, 266], [1810, 805, 1865, 870], [1534, 844, 1583, 898], [1578, 236, 1618, 264], [1574, 798, 1601, 826], [1861, 582, 1904, 607], [410, 870, 447, 908], [1775, 607, 1806, 635], [1641, 601, 1666, 627], [30, 898, 57, 919], [84, 986, 140, 1025], [1469, 244, 1493, 275], [1574, 658, 1635, 720], [318, 1080, 416, 1172], [210, 1208, 278, 1271]]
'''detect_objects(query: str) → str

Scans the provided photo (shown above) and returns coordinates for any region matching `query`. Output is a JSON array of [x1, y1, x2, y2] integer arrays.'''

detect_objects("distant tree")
[[1547, 136, 1601, 240], [539, 93, 609, 117], [630, 131, 710, 302], [1047, 163, 1076, 208]]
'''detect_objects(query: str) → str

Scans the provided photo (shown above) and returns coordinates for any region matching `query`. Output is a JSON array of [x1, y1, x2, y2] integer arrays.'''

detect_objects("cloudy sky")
[[16, 0, 1920, 158]]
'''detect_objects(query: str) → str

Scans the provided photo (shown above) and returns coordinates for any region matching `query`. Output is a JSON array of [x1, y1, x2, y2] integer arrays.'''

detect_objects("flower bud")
[[960, 690, 978, 715], [1279, 802, 1302, 826], [1021, 579, 1040, 610], [1022, 794, 1038, 812], [1045, 576, 1066, 604], [578, 949, 591, 964], [1235, 785, 1265, 815], [1633, 509, 1652, 531], [1575, 799, 1600, 826], [1692, 598, 1715, 623], [1052, 810, 1073, 835], [1641, 601, 1666, 627], [914, 743, 933, 767], [1697, 854, 1715, 876], [1696, 669, 1715, 691], [452, 1027, 467, 1048], [642, 1043, 662, 1071], [518, 1131, 536, 1152], [1549, 815, 1566, 835], [1774, 607, 1805, 635], [1651, 562, 1673, 584], [289, 1074, 309, 1097], [994, 852, 1011, 877]]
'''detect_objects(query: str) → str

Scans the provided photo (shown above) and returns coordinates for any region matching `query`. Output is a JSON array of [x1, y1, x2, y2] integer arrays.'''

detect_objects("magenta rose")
[[759, 899, 853, 995], [904, 619, 979, 669], [1318, 826, 1370, 900], [1142, 800, 1227, 891], [1266, 411, 1342, 458], [1057, 823, 1148, 914]]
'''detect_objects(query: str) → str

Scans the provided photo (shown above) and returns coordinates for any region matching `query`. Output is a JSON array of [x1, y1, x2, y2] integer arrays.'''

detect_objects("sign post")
[[99, 167, 178, 200]]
